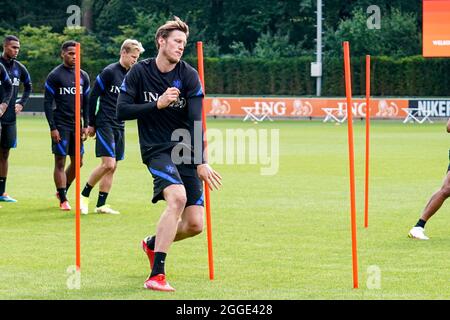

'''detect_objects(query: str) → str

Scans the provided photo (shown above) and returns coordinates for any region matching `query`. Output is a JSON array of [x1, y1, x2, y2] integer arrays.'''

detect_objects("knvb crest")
[[172, 79, 182, 90]]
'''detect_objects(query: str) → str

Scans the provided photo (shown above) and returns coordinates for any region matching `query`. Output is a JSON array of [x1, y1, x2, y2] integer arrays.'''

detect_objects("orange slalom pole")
[[197, 41, 214, 280], [75, 43, 81, 271], [364, 55, 371, 229], [343, 41, 358, 289]]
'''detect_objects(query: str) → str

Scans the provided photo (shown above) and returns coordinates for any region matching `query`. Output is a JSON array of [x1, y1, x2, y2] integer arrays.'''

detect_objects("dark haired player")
[[44, 41, 90, 211], [0, 35, 32, 202]]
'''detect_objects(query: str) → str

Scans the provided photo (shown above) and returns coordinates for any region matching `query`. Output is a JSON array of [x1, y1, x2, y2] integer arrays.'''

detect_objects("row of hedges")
[[26, 56, 450, 96]]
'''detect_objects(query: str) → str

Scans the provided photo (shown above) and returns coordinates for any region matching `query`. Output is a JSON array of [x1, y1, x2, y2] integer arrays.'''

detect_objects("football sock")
[[415, 219, 426, 228], [0, 177, 6, 194], [57, 188, 67, 203], [81, 183, 93, 197], [151, 252, 167, 277], [97, 192, 108, 207]]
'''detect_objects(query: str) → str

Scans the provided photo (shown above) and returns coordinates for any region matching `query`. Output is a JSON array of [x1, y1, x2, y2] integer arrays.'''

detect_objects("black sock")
[[415, 219, 427, 228], [146, 235, 156, 250], [81, 183, 93, 197], [96, 192, 108, 207], [151, 252, 167, 277], [66, 183, 71, 193], [0, 177, 6, 194], [57, 188, 67, 203]]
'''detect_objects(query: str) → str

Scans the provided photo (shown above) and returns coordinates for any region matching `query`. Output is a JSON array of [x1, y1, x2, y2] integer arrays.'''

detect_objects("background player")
[[0, 35, 32, 203], [409, 118, 450, 240], [80, 39, 145, 215], [44, 40, 90, 211]]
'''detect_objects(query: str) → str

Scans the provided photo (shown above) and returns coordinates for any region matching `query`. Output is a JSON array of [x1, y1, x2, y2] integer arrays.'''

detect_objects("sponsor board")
[[205, 97, 410, 119]]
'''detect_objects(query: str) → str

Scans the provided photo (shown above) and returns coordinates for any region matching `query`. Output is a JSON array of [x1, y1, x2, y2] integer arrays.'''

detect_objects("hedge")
[[26, 56, 450, 96]]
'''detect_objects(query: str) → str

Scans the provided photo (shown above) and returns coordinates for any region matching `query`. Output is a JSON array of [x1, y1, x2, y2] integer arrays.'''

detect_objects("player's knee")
[[440, 186, 450, 198], [0, 150, 9, 161], [187, 221, 203, 236], [168, 193, 187, 212], [55, 159, 65, 170], [101, 160, 115, 172]]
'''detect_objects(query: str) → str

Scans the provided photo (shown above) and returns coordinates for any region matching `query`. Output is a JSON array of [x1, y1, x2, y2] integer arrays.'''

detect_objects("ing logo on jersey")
[[110, 86, 121, 94]]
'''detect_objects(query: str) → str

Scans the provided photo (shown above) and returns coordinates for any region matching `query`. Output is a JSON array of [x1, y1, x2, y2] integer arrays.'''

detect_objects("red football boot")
[[144, 274, 175, 292], [141, 239, 155, 270], [60, 201, 71, 211]]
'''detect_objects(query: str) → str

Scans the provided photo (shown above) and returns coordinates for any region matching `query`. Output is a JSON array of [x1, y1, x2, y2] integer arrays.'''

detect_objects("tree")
[[325, 8, 421, 57]]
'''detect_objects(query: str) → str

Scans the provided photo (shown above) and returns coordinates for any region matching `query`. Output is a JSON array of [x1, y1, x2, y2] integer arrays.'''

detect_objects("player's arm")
[[0, 65, 13, 114], [16, 64, 32, 113], [88, 69, 110, 128], [188, 96, 224, 191], [186, 71, 222, 190], [446, 118, 450, 133], [82, 73, 90, 128], [116, 66, 159, 120], [44, 75, 60, 142], [117, 92, 159, 120]]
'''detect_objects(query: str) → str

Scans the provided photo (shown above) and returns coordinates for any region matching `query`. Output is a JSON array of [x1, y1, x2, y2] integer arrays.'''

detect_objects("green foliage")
[[0, 0, 81, 32], [1, 0, 424, 59], [108, 12, 169, 58], [253, 32, 297, 59], [228, 42, 251, 58], [326, 8, 421, 57], [3, 1, 446, 97], [3, 25, 108, 93]]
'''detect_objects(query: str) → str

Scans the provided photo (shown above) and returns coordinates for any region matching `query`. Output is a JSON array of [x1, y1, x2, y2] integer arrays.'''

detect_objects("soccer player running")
[[409, 118, 450, 240], [117, 17, 222, 292], [0, 35, 32, 203], [80, 40, 145, 215], [44, 41, 90, 211]]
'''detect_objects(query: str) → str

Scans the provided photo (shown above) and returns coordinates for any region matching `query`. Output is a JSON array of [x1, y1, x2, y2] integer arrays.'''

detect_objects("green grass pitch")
[[1, 117, 449, 299]]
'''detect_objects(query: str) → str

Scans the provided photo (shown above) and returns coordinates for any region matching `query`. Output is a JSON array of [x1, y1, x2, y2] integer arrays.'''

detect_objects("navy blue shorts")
[[51, 128, 84, 157], [95, 127, 125, 161], [147, 152, 204, 207], [0, 123, 17, 149]]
